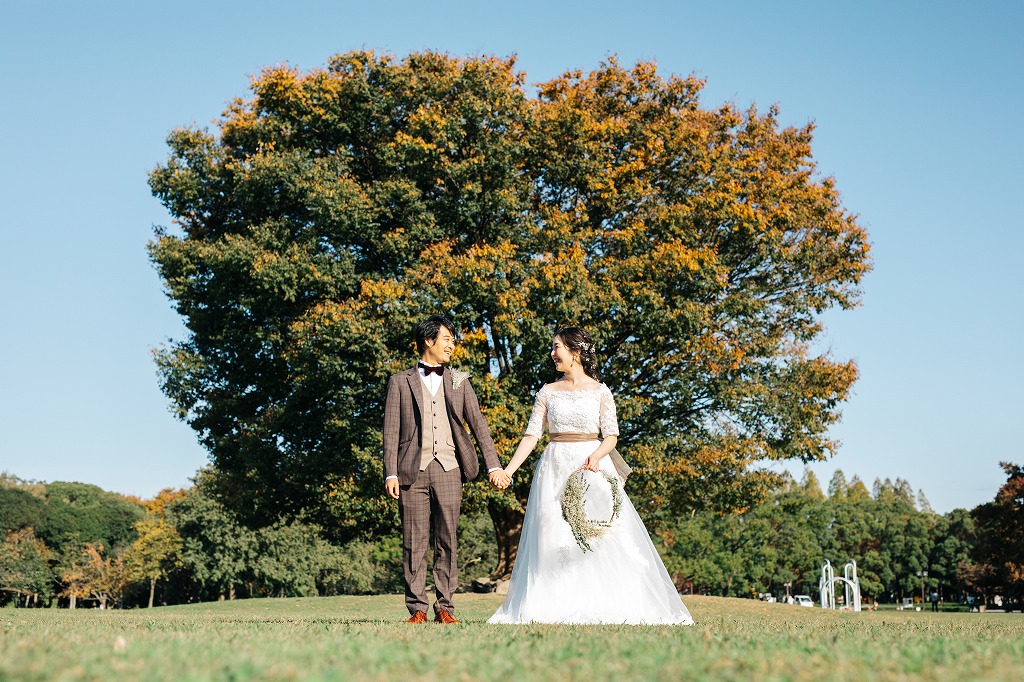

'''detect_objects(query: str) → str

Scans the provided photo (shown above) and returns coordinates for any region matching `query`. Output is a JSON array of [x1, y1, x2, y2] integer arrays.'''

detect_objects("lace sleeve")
[[599, 385, 619, 437], [524, 387, 548, 438]]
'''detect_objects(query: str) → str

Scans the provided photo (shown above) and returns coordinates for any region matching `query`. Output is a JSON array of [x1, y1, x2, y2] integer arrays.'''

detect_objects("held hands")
[[489, 469, 512, 490], [388, 472, 511, 497]]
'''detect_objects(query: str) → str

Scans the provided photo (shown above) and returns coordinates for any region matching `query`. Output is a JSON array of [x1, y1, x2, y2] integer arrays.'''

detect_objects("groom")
[[383, 314, 510, 624]]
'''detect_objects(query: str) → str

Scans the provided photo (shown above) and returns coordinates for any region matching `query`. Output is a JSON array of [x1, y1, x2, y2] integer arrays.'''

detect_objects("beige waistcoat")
[[419, 378, 460, 472]]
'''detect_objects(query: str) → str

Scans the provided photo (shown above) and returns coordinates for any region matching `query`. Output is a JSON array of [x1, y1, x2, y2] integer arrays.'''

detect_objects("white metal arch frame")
[[819, 559, 862, 611]]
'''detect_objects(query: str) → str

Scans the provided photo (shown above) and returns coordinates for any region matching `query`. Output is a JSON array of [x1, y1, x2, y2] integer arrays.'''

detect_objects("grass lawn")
[[2, 594, 1023, 681]]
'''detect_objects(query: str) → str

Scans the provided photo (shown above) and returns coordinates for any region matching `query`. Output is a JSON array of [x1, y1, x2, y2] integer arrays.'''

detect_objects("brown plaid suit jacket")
[[383, 367, 500, 485]]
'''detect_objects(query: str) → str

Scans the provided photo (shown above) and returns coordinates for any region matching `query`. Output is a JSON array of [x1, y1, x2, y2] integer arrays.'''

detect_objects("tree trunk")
[[229, 584, 236, 600], [148, 578, 156, 608], [488, 501, 525, 579], [69, 594, 77, 610]]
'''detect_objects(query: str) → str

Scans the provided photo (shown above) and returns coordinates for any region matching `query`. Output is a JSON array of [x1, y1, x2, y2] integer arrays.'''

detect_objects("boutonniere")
[[449, 368, 470, 390]]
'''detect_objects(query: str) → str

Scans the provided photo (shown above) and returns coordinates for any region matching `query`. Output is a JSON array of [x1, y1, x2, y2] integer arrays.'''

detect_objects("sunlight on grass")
[[2, 595, 1022, 681]]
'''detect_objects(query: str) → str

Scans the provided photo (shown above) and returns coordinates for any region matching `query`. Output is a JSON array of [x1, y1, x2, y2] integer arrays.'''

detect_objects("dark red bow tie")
[[419, 363, 444, 376]]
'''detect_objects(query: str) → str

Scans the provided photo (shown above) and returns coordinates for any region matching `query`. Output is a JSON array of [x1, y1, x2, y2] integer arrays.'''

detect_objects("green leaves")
[[661, 471, 960, 601]]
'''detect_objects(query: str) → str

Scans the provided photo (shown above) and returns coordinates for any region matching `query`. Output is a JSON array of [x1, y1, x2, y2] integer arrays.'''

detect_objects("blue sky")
[[1, 1, 1020, 513]]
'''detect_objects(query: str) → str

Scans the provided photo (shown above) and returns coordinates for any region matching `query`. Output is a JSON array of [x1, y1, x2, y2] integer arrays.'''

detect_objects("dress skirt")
[[488, 439, 693, 625]]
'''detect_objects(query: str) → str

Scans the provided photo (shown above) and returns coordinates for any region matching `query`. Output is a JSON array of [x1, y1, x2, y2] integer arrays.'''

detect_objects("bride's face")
[[550, 337, 576, 372]]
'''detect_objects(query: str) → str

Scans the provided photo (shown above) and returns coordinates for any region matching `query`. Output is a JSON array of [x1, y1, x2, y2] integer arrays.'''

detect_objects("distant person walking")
[[930, 591, 939, 612]]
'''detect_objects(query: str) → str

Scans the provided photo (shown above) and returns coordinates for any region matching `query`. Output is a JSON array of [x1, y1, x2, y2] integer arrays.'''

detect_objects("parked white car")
[[793, 595, 814, 607]]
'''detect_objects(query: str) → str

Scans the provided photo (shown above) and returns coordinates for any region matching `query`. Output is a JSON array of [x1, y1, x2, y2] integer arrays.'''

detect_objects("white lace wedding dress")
[[488, 384, 694, 625]]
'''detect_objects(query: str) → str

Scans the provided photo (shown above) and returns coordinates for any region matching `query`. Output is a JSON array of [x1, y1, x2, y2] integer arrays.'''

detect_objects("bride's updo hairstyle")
[[554, 326, 600, 380]]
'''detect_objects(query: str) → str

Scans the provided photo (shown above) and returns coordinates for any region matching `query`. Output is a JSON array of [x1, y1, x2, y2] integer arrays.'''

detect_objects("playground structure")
[[819, 559, 862, 611]]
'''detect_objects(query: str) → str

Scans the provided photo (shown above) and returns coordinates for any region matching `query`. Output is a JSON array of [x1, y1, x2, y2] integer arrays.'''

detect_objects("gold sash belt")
[[549, 432, 599, 442], [547, 432, 633, 481]]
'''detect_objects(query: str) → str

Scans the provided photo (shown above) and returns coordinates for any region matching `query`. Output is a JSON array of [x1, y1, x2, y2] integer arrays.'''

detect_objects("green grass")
[[2, 595, 1023, 681]]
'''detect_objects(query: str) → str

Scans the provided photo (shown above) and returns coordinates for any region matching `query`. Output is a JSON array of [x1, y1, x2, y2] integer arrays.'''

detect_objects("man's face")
[[423, 326, 455, 365]]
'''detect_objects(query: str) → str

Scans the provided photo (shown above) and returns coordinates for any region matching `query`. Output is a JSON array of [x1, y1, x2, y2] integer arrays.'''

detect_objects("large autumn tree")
[[149, 50, 869, 575]]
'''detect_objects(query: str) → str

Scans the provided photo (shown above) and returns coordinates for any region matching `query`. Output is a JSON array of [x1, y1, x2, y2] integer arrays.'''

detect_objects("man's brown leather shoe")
[[406, 611, 428, 624], [434, 610, 460, 624]]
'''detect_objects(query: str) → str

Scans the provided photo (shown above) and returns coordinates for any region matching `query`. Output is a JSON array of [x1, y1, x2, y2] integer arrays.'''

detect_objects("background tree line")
[[0, 470, 497, 608], [3, 462, 1021, 609], [663, 462, 1022, 607]]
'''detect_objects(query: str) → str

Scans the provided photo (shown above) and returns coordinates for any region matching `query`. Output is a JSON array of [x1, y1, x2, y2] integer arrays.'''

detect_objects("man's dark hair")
[[414, 314, 457, 356]]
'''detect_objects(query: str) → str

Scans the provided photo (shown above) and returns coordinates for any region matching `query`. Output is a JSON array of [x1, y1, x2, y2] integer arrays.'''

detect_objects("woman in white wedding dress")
[[488, 327, 693, 625]]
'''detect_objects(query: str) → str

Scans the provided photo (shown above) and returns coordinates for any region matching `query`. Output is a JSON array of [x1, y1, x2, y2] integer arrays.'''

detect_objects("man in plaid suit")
[[383, 314, 510, 623]]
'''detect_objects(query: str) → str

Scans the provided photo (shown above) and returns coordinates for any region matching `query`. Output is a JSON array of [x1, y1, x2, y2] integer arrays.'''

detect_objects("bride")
[[488, 327, 693, 625]]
